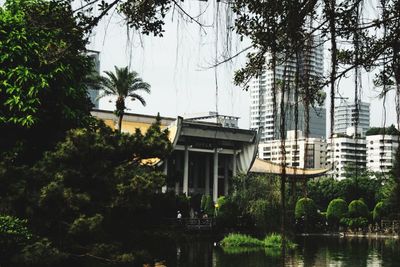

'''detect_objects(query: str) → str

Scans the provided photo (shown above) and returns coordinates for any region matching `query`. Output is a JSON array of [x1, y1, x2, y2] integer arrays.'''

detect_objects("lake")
[[145, 235, 400, 267]]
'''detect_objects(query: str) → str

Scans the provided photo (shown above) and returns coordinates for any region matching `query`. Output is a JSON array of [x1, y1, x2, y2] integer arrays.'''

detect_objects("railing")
[[164, 218, 215, 231], [381, 220, 400, 234]]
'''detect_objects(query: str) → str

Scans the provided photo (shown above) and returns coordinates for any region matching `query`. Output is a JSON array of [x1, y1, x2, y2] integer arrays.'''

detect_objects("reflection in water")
[[149, 236, 400, 267]]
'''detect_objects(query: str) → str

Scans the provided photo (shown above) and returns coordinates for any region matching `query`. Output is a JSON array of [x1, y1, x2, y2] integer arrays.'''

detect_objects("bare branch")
[[204, 45, 253, 69], [170, 0, 209, 33], [73, 0, 100, 13]]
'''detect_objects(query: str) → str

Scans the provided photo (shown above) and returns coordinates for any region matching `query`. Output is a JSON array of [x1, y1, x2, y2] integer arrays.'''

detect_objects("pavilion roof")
[[249, 158, 330, 178]]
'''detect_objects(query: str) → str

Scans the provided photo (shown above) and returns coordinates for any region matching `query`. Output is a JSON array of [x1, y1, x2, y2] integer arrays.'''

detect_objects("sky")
[[89, 1, 398, 133], [90, 3, 250, 127]]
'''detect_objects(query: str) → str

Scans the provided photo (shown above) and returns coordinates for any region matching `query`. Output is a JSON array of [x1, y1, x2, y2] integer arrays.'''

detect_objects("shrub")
[[248, 199, 280, 232], [348, 199, 369, 219], [295, 198, 318, 221], [216, 197, 238, 228], [373, 202, 385, 222], [326, 199, 348, 227], [263, 233, 296, 250], [15, 238, 66, 266], [0, 215, 32, 260], [201, 195, 214, 216], [220, 233, 264, 247], [221, 233, 295, 249], [340, 217, 368, 231]]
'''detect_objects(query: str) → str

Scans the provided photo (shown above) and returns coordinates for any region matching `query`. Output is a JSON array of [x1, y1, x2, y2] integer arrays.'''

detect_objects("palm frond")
[[130, 93, 147, 106], [129, 82, 151, 94], [95, 90, 114, 101]]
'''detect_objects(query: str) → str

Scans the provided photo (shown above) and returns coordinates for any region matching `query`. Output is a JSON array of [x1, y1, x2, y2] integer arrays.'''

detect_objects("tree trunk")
[[115, 96, 126, 133], [118, 114, 123, 133]]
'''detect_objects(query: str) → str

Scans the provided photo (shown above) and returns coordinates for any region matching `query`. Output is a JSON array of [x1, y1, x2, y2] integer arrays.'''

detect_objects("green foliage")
[[307, 177, 341, 210], [348, 199, 369, 219], [295, 198, 319, 232], [0, 118, 172, 263], [94, 66, 151, 132], [221, 233, 264, 248], [220, 233, 296, 254], [15, 238, 66, 266], [308, 173, 385, 211], [326, 199, 348, 226], [0, 215, 32, 241], [373, 202, 385, 222], [263, 233, 296, 250], [0, 215, 32, 260], [295, 198, 318, 221], [366, 125, 400, 136], [0, 0, 94, 160], [231, 174, 281, 232], [340, 217, 369, 231], [201, 195, 214, 216], [216, 196, 239, 228]]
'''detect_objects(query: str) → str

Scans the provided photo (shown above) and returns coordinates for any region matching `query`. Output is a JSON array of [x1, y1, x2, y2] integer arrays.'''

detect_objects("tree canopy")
[[0, 0, 94, 161], [366, 125, 400, 136]]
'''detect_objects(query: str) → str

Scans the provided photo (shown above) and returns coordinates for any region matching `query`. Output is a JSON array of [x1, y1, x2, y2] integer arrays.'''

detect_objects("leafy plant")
[[373, 202, 385, 222], [326, 199, 348, 228], [0, 215, 32, 262], [340, 217, 369, 231], [348, 199, 369, 219]]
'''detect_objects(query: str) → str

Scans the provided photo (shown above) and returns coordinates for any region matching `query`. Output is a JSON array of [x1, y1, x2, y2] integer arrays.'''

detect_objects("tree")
[[326, 199, 348, 228], [0, 117, 172, 264], [373, 202, 385, 223], [348, 199, 369, 219], [0, 0, 94, 161], [96, 66, 151, 132], [231, 174, 281, 233], [295, 198, 319, 232]]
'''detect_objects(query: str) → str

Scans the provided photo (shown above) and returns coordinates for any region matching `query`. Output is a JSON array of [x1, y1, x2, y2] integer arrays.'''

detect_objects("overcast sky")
[[90, 2, 398, 133]]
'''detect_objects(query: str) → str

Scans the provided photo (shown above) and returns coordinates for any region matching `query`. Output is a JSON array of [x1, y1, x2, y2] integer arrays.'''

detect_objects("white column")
[[163, 159, 168, 175], [213, 148, 219, 202], [175, 182, 180, 195], [232, 150, 237, 178], [205, 155, 210, 195], [193, 156, 199, 193], [162, 159, 168, 193], [175, 154, 180, 195], [183, 146, 189, 196], [224, 157, 229, 195]]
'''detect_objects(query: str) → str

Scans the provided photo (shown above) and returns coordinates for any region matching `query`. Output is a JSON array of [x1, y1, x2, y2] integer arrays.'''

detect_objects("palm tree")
[[96, 66, 150, 132]]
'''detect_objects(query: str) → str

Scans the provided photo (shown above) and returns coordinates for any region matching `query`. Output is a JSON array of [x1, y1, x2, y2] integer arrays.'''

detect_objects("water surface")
[[149, 236, 400, 267]]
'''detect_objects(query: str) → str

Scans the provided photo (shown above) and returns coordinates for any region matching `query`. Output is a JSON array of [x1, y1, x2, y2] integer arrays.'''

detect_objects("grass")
[[220, 233, 264, 248], [220, 233, 297, 254]]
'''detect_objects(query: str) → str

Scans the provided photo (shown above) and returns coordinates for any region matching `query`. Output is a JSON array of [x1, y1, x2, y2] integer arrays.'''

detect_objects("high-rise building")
[[250, 37, 325, 142], [327, 127, 367, 180], [334, 99, 370, 136], [259, 130, 327, 169], [367, 133, 399, 173], [87, 50, 100, 109]]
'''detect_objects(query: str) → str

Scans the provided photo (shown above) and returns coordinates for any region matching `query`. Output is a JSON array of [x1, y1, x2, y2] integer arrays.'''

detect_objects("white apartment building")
[[259, 130, 327, 169], [367, 134, 399, 173], [327, 127, 367, 180], [250, 36, 325, 142], [334, 99, 370, 136]]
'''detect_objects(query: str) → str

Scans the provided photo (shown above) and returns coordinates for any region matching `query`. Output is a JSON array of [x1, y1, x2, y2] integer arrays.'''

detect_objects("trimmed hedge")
[[326, 198, 348, 226], [295, 198, 318, 221], [348, 199, 369, 218], [373, 202, 385, 222]]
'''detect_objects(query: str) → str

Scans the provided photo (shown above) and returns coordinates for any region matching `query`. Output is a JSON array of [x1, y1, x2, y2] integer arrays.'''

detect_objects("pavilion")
[[92, 110, 330, 202]]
